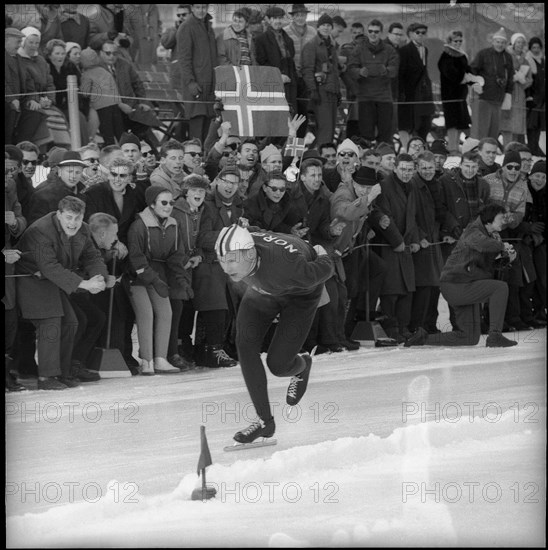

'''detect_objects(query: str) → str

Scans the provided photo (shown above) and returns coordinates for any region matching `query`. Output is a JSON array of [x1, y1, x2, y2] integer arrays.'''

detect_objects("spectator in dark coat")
[[438, 30, 472, 154], [348, 19, 399, 145], [301, 14, 341, 147], [88, 4, 128, 51], [27, 151, 88, 225], [369, 153, 420, 341], [194, 169, 241, 368], [477, 137, 501, 177], [5, 27, 24, 145], [177, 5, 217, 145], [525, 37, 545, 157], [408, 152, 444, 332], [406, 204, 518, 348], [217, 9, 257, 66], [161, 4, 191, 90], [254, 6, 298, 115], [398, 23, 435, 146], [5, 144, 35, 221], [58, 5, 90, 49], [384, 22, 404, 135], [15, 196, 109, 390], [470, 27, 514, 140]]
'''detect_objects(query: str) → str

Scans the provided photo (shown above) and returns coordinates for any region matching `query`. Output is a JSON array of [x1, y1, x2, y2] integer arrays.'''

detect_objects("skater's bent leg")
[[236, 292, 280, 421], [267, 288, 322, 377]]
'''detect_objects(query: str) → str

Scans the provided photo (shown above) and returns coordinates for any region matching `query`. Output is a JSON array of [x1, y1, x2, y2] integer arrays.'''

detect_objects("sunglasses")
[[368, 29, 381, 34], [219, 177, 238, 185], [338, 152, 356, 158], [222, 151, 237, 157], [157, 200, 175, 206], [415, 30, 427, 35], [85, 157, 99, 164], [102, 50, 116, 55], [391, 32, 403, 36], [505, 164, 521, 171], [185, 151, 203, 157], [110, 171, 131, 178], [266, 185, 286, 193], [141, 151, 153, 157], [22, 159, 38, 166], [177, 13, 188, 18]]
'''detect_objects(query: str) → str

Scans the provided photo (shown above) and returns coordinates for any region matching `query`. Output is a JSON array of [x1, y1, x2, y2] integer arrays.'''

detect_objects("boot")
[[206, 345, 238, 368], [194, 344, 207, 368], [234, 417, 275, 444], [5, 355, 25, 392], [140, 359, 155, 376], [486, 332, 518, 348]]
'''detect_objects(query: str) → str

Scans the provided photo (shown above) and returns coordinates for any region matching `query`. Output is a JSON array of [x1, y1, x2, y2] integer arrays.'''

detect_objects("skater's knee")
[[266, 353, 302, 377]]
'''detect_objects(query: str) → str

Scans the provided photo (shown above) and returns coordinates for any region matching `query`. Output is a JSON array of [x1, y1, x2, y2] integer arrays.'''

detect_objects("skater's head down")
[[216, 224, 257, 282]]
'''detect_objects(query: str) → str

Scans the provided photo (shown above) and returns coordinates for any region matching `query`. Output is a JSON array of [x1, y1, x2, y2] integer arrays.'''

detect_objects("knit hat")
[[461, 137, 480, 154], [317, 14, 333, 27], [64, 41, 81, 54], [217, 166, 241, 179], [44, 146, 69, 168], [5, 145, 23, 163], [354, 166, 377, 186], [145, 185, 170, 206], [215, 224, 255, 257], [21, 26, 41, 39], [529, 160, 546, 175], [265, 6, 285, 18], [185, 174, 210, 190], [408, 22, 427, 34], [119, 132, 141, 149], [5, 27, 24, 39], [332, 16, 347, 28], [58, 151, 87, 167], [375, 142, 395, 157], [502, 150, 522, 167], [492, 27, 508, 41], [430, 139, 449, 156], [260, 144, 281, 164], [337, 138, 360, 158], [511, 33, 526, 46]]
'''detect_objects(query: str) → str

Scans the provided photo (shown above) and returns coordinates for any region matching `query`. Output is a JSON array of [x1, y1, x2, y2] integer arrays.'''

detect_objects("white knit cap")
[[215, 224, 255, 257], [65, 41, 81, 54], [510, 33, 526, 46], [492, 27, 507, 41], [337, 138, 360, 158], [260, 144, 281, 164], [21, 26, 41, 39]]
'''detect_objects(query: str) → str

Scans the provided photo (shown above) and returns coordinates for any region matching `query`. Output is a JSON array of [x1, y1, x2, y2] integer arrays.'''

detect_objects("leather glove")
[[151, 278, 169, 298], [359, 67, 369, 78]]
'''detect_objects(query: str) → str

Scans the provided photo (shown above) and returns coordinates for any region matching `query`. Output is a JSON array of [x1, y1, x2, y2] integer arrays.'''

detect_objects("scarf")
[[525, 49, 544, 75], [233, 27, 251, 65], [272, 28, 288, 59]]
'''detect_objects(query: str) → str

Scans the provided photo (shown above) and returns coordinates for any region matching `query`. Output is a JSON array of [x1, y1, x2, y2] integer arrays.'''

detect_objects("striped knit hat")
[[215, 224, 255, 257]]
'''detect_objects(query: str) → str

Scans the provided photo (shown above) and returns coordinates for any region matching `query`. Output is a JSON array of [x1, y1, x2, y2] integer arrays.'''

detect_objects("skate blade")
[[223, 438, 278, 452]]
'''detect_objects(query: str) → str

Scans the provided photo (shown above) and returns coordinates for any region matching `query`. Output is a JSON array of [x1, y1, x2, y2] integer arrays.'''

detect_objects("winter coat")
[[439, 169, 491, 240], [109, 57, 148, 109], [347, 37, 399, 102], [243, 188, 298, 234], [124, 4, 160, 68], [369, 172, 419, 294], [254, 27, 298, 111], [88, 4, 129, 50], [127, 207, 191, 299], [27, 175, 87, 226], [80, 64, 120, 110], [289, 182, 334, 248], [191, 192, 243, 311], [14, 172, 35, 221], [398, 41, 435, 130], [59, 12, 91, 49], [16, 49, 55, 103], [15, 212, 107, 319], [5, 51, 22, 104], [410, 174, 443, 286], [177, 13, 217, 120], [470, 47, 514, 104], [150, 164, 185, 200], [438, 45, 471, 130], [302, 34, 341, 96], [500, 49, 533, 135], [4, 178, 27, 310], [483, 170, 529, 228], [217, 25, 257, 66], [283, 22, 317, 77], [440, 216, 506, 284], [83, 181, 144, 244]]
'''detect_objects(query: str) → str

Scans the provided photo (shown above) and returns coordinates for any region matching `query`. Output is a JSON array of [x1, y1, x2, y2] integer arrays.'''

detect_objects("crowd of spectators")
[[4, 4, 546, 391]]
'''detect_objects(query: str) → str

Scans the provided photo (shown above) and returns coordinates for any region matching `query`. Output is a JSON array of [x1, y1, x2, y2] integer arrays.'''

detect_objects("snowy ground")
[[6, 317, 546, 548]]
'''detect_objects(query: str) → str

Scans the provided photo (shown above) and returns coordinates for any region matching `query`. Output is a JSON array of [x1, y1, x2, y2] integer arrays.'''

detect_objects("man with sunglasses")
[[161, 4, 191, 89], [348, 19, 399, 146], [322, 138, 361, 193], [398, 22, 435, 146], [484, 150, 534, 331], [6, 143, 36, 221]]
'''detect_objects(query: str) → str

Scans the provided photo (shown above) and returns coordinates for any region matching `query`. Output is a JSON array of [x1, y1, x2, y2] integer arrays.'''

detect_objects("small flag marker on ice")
[[191, 425, 217, 501]]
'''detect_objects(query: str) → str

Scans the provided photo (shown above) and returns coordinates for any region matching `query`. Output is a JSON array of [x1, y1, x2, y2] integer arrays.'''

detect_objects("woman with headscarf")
[[15, 26, 55, 148], [525, 37, 545, 157], [501, 33, 533, 146], [438, 30, 472, 154]]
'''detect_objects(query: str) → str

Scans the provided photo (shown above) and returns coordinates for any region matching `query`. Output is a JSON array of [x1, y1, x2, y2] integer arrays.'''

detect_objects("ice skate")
[[286, 352, 313, 406], [224, 417, 277, 451]]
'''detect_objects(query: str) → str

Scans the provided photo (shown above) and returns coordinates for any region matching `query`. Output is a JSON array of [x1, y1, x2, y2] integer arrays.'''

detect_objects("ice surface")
[[6, 329, 546, 548]]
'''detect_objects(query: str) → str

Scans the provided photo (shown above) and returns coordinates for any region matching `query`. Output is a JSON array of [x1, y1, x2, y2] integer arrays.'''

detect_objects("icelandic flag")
[[214, 65, 290, 137]]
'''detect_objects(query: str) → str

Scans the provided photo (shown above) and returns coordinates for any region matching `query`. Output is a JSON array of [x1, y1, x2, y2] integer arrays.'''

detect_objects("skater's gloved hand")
[[313, 244, 328, 256], [152, 278, 170, 298]]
